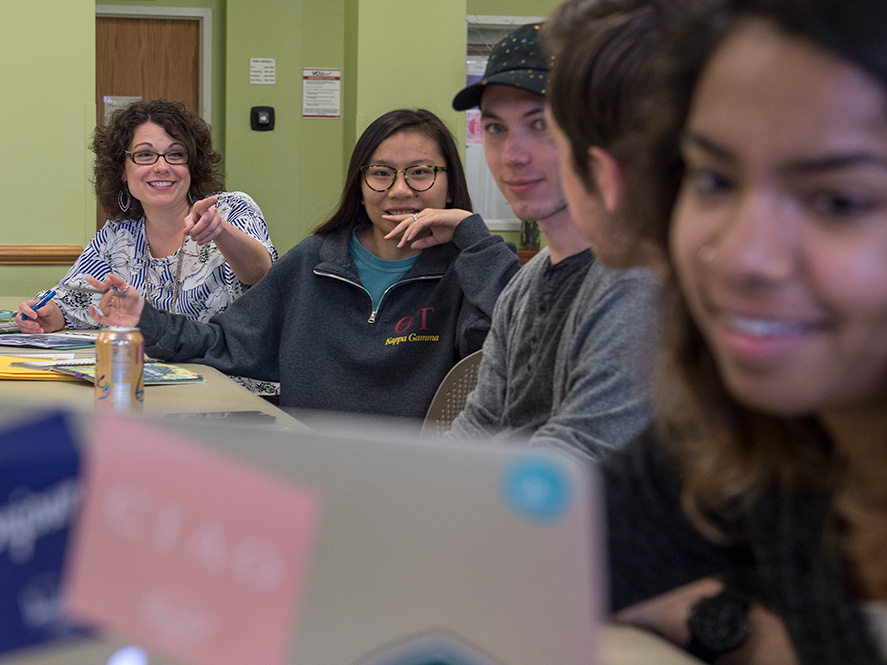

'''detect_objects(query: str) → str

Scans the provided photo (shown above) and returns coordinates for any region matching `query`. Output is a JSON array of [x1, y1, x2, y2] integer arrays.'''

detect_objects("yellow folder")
[[0, 355, 83, 381]]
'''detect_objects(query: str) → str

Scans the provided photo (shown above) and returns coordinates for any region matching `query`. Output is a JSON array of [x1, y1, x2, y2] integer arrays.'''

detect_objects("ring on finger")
[[412, 212, 419, 221]]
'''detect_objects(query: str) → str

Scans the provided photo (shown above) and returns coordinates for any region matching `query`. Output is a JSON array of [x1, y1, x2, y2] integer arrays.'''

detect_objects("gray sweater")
[[446, 247, 661, 460]]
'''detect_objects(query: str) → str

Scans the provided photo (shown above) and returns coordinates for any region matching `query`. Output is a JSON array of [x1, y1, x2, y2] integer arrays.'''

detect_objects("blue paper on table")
[[0, 411, 87, 655]]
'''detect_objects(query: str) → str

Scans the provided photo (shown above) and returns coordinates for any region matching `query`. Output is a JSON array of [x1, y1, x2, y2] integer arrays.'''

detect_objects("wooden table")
[[602, 624, 702, 664], [0, 296, 305, 429]]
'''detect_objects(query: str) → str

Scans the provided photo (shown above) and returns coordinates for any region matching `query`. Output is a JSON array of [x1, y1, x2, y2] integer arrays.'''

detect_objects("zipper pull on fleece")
[[368, 309, 378, 324]]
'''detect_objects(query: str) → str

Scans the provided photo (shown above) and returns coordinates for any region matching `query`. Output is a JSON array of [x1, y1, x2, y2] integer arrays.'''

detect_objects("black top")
[[499, 249, 593, 431], [600, 427, 882, 664]]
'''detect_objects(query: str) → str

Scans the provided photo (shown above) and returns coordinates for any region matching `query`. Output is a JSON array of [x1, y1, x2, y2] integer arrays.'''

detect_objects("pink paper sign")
[[466, 109, 483, 146], [63, 415, 320, 665]]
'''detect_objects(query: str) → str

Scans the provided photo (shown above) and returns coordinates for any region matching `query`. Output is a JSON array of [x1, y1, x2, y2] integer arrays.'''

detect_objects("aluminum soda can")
[[94, 326, 145, 410]]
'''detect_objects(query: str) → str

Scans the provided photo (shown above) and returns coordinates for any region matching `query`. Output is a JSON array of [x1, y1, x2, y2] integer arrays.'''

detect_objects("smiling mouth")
[[386, 208, 420, 215], [148, 181, 175, 188], [505, 178, 541, 190], [725, 314, 820, 337]]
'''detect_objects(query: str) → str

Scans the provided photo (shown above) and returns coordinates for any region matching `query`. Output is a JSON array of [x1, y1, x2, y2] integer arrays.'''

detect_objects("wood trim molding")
[[0, 245, 84, 266]]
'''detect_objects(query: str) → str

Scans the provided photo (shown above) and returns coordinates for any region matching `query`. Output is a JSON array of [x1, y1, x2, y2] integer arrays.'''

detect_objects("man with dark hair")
[[446, 23, 660, 459]]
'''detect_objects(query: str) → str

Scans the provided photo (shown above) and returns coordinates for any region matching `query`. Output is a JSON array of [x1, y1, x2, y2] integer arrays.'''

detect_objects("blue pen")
[[21, 289, 56, 321]]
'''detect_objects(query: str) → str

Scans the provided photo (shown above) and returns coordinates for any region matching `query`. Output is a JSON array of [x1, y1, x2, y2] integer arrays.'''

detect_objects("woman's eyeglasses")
[[361, 164, 447, 192], [125, 149, 189, 166]]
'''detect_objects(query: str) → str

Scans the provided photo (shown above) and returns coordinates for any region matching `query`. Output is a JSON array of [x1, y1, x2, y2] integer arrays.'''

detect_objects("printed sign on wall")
[[302, 68, 341, 118], [250, 58, 276, 85]]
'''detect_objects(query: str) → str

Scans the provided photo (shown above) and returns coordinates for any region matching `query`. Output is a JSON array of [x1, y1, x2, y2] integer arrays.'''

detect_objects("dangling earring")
[[118, 188, 131, 213], [187, 190, 194, 205]]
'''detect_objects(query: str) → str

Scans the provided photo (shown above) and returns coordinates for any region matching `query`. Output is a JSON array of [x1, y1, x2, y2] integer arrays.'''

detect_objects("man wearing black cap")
[[445, 23, 660, 459]]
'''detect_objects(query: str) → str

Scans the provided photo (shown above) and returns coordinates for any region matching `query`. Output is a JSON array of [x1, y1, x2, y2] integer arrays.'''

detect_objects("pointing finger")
[[189, 195, 219, 218]]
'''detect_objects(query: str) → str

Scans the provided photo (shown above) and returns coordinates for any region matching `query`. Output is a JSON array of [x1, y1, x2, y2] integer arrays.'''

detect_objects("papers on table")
[[53, 359, 204, 385], [0, 316, 101, 348], [0, 355, 82, 381], [6, 357, 204, 385], [0, 331, 100, 349]]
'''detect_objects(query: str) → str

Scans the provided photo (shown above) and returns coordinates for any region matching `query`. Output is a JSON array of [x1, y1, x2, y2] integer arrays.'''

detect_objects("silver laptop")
[[0, 405, 603, 665]]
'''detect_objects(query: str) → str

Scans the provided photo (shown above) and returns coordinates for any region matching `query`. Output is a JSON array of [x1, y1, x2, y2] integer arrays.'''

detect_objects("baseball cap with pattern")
[[452, 23, 551, 110]]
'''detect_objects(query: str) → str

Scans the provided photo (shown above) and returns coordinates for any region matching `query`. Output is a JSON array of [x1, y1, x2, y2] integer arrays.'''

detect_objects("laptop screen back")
[[0, 406, 603, 665]]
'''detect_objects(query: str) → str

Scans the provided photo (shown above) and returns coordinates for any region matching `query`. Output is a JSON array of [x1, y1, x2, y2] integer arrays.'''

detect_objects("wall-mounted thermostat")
[[250, 106, 275, 131]]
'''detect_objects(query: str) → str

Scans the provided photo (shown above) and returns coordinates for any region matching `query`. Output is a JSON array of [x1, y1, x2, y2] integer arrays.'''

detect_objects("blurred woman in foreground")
[[548, 0, 887, 662]]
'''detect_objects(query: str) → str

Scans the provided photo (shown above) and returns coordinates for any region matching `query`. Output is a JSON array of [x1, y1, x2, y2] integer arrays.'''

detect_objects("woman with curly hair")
[[17, 99, 276, 332]]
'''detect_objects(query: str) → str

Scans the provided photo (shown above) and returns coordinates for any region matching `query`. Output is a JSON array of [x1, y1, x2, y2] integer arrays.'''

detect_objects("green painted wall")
[[224, 0, 320, 254], [298, 1, 349, 239], [467, 0, 560, 16], [343, 0, 360, 162], [0, 0, 95, 297], [353, 0, 466, 138]]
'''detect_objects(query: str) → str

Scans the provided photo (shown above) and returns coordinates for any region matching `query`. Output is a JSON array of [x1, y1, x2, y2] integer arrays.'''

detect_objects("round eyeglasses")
[[361, 164, 447, 192], [125, 149, 189, 166]]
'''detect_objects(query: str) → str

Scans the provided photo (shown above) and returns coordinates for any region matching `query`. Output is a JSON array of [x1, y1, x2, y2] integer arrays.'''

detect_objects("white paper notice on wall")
[[250, 58, 276, 85], [302, 68, 341, 119], [104, 96, 142, 124]]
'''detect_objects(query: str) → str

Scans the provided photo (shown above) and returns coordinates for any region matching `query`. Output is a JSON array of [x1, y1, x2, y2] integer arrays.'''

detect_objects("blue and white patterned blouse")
[[54, 191, 277, 328]]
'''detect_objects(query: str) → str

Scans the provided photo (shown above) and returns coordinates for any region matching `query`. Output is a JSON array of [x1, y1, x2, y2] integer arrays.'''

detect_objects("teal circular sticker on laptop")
[[503, 458, 571, 522]]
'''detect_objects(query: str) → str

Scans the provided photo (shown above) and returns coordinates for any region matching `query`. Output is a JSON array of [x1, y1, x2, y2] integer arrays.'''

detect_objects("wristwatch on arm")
[[687, 587, 750, 663]]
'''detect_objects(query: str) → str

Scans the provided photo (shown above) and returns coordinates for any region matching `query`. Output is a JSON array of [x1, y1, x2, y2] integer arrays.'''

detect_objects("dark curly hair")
[[91, 99, 224, 222], [313, 109, 472, 235]]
